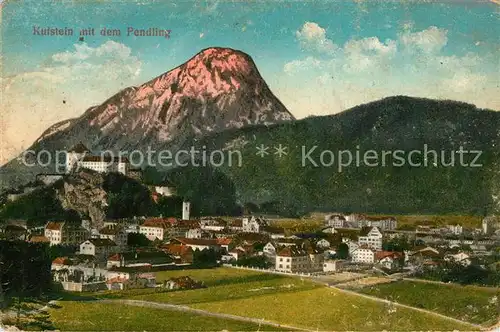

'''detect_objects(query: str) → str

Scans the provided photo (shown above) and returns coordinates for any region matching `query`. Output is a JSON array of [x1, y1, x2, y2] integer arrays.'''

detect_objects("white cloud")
[[281, 25, 498, 119], [284, 56, 323, 74], [295, 22, 337, 54], [1, 41, 142, 164], [399, 26, 448, 53]]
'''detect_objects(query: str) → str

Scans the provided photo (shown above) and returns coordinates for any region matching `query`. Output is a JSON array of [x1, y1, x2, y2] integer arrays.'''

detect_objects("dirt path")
[[99, 299, 312, 331]]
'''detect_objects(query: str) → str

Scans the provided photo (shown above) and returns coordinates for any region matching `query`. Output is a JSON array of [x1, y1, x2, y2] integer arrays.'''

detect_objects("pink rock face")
[[50, 47, 293, 151]]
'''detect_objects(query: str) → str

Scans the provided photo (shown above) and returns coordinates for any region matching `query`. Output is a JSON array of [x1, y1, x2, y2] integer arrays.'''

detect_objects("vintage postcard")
[[0, 0, 499, 331]]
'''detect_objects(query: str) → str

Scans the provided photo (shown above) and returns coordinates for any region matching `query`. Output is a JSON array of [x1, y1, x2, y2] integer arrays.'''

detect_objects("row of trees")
[[0, 240, 53, 324], [415, 261, 500, 286]]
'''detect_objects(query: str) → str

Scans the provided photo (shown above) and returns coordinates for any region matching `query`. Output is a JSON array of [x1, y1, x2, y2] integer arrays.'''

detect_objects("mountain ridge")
[[1, 47, 295, 189]]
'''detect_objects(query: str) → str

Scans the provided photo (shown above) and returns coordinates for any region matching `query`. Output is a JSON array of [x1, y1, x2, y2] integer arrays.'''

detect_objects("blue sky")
[[1, 0, 499, 163]]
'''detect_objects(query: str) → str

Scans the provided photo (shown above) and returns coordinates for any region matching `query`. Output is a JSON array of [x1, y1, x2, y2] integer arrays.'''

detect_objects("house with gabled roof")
[[242, 216, 268, 233], [275, 241, 324, 273], [375, 251, 404, 270], [99, 224, 128, 248], [351, 246, 375, 264], [358, 226, 383, 250], [45, 221, 90, 246], [79, 238, 118, 259], [170, 237, 220, 251], [139, 218, 170, 241]]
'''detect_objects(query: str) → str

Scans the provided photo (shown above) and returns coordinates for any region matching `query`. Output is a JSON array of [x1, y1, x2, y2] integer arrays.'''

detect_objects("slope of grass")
[[359, 280, 499, 325], [126, 268, 476, 331], [190, 287, 476, 331], [48, 301, 284, 331]]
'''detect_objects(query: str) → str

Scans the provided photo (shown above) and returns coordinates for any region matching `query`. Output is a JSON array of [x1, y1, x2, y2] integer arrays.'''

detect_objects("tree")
[[127, 233, 151, 248], [383, 236, 411, 252], [0, 241, 52, 322], [336, 243, 349, 259], [193, 248, 219, 267], [234, 256, 272, 269]]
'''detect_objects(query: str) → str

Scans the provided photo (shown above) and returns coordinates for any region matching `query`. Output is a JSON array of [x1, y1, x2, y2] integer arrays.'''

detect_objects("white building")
[[275, 246, 323, 273], [445, 252, 471, 266], [263, 242, 277, 257], [182, 202, 191, 221], [323, 259, 344, 272], [45, 222, 63, 246], [351, 247, 375, 264], [482, 216, 499, 235], [171, 238, 219, 251], [325, 214, 346, 228], [200, 218, 226, 231], [155, 186, 175, 197], [360, 217, 397, 231], [79, 239, 118, 258], [242, 216, 268, 233], [316, 239, 331, 249], [185, 228, 203, 239], [66, 142, 129, 175], [44, 221, 89, 246], [139, 219, 170, 241], [448, 224, 463, 235], [99, 225, 128, 248], [358, 227, 383, 250]]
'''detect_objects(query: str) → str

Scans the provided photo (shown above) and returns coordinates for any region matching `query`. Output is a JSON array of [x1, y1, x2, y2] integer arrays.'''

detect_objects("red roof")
[[276, 247, 307, 257], [162, 244, 193, 256], [365, 216, 396, 221], [375, 251, 402, 261], [106, 277, 128, 284], [173, 237, 217, 246], [46, 222, 63, 231], [216, 238, 233, 245], [81, 155, 130, 163], [108, 253, 122, 261], [52, 257, 68, 265], [142, 218, 170, 229], [30, 236, 50, 243], [175, 220, 201, 229], [230, 219, 243, 227]]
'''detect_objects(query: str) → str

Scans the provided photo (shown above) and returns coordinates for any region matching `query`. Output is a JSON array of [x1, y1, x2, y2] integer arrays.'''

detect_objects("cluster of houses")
[[1, 209, 499, 292]]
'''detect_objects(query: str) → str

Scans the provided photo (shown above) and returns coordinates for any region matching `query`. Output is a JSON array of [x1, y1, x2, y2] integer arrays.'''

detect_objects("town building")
[[170, 237, 220, 251], [359, 216, 397, 231], [99, 225, 128, 248], [65, 142, 129, 175], [358, 227, 383, 250], [44, 221, 89, 246], [242, 216, 269, 233], [375, 251, 403, 270], [228, 219, 243, 232], [275, 245, 323, 273], [200, 218, 226, 231], [182, 201, 191, 221], [79, 238, 118, 258], [351, 247, 375, 264], [447, 224, 463, 235], [139, 218, 170, 241], [323, 259, 345, 272], [325, 214, 346, 228]]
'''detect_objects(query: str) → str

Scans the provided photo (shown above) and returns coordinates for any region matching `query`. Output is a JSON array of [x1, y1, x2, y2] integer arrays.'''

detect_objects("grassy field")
[[48, 301, 284, 331], [359, 280, 499, 325], [392, 214, 482, 229], [223, 214, 483, 231], [44, 268, 485, 330], [190, 287, 476, 331], [122, 268, 476, 331]]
